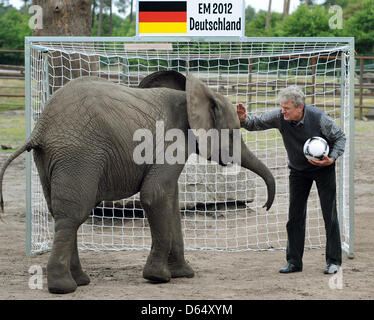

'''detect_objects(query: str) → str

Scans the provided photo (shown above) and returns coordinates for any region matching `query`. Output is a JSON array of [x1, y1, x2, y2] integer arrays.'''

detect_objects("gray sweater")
[[241, 105, 346, 172]]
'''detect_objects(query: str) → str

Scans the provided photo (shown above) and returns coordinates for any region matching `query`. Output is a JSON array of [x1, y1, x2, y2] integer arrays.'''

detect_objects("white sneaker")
[[324, 264, 340, 274]]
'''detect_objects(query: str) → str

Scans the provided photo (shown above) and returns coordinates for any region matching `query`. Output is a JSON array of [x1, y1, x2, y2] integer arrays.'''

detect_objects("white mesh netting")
[[27, 38, 354, 254]]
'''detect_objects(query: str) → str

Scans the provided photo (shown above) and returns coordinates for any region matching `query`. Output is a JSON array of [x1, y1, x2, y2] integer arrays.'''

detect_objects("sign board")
[[136, 0, 245, 37]]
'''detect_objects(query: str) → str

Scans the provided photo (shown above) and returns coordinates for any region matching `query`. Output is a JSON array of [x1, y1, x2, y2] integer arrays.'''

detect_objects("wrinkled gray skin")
[[0, 71, 275, 294]]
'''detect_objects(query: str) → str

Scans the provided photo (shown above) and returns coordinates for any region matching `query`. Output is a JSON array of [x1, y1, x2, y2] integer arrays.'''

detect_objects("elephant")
[[0, 70, 275, 294]]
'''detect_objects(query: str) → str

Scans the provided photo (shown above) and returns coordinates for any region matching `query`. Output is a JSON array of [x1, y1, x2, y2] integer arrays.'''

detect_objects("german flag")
[[138, 1, 187, 34]]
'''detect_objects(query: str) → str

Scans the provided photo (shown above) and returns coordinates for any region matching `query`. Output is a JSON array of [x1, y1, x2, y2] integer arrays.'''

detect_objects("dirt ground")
[[0, 112, 373, 300]]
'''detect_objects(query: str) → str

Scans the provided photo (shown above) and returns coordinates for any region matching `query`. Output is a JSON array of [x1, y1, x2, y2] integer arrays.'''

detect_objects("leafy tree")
[[344, 0, 374, 53], [299, 0, 317, 6], [92, 12, 124, 36], [245, 10, 282, 36], [0, 8, 32, 65], [112, 14, 136, 36], [0, 2, 12, 15], [321, 0, 350, 8], [343, 0, 366, 19], [245, 5, 256, 23], [278, 4, 335, 37], [115, 0, 133, 21], [115, 0, 131, 14]]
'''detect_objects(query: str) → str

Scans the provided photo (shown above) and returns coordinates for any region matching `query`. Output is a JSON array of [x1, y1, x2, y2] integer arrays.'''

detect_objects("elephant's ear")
[[138, 70, 186, 91], [186, 74, 217, 159]]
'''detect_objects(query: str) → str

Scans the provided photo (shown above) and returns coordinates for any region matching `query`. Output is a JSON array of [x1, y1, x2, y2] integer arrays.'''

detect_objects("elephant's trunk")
[[239, 140, 275, 211]]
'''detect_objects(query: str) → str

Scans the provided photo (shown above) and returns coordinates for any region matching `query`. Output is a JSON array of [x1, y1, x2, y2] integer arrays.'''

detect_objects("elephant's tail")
[[0, 141, 33, 222]]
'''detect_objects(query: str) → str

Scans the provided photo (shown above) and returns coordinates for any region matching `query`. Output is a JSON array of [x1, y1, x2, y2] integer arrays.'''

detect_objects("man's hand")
[[308, 153, 334, 166], [237, 103, 247, 122]]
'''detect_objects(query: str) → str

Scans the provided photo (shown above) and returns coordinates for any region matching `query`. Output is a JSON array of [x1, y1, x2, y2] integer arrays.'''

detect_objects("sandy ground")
[[0, 113, 373, 300]]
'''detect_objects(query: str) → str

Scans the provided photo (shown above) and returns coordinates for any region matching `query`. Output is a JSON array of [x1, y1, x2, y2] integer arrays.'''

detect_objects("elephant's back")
[[38, 76, 186, 147]]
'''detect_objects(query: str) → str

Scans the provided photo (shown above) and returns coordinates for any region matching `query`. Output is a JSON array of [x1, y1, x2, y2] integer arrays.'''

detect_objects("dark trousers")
[[286, 164, 342, 269]]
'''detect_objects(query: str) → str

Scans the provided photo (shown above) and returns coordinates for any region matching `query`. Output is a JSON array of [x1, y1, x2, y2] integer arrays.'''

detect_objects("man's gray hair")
[[277, 85, 305, 107]]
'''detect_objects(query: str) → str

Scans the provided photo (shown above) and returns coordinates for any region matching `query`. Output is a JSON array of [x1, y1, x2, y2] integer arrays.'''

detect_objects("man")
[[237, 86, 346, 274]]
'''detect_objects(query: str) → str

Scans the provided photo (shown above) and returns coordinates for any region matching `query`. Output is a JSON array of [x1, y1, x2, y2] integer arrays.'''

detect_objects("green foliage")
[[245, 11, 283, 37], [112, 14, 136, 37], [278, 5, 335, 37], [0, 3, 13, 15], [343, 0, 366, 19], [245, 5, 256, 23], [243, 1, 374, 54], [2, 1, 374, 67], [0, 110, 26, 152], [344, 0, 374, 53], [322, 0, 350, 7], [0, 8, 32, 65], [91, 12, 125, 36], [115, 0, 132, 14]]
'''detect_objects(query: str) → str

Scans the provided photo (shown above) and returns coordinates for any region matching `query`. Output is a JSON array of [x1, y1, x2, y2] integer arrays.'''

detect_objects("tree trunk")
[[31, 0, 98, 95], [32, 0, 92, 36], [266, 0, 272, 28], [109, 0, 113, 36], [130, 0, 133, 22], [92, 0, 96, 29], [283, 0, 290, 21], [98, 0, 104, 36]]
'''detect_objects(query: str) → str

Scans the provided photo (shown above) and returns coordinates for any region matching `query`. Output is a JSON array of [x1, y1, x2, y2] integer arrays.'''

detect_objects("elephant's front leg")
[[168, 185, 195, 279], [140, 181, 173, 282], [140, 165, 188, 283]]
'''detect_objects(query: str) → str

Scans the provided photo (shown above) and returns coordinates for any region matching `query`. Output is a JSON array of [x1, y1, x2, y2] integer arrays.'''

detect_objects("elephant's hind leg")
[[47, 171, 97, 294], [70, 235, 90, 286], [47, 216, 79, 294]]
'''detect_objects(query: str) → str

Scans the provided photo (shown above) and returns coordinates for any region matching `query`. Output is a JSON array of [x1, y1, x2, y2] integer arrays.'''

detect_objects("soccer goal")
[[24, 36, 355, 257]]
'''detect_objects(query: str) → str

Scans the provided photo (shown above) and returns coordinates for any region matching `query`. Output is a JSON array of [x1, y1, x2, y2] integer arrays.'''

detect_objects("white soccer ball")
[[303, 137, 329, 161]]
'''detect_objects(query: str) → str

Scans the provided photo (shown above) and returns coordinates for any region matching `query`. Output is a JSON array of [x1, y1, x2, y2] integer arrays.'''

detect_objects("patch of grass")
[[355, 119, 374, 133], [241, 127, 281, 152], [0, 79, 25, 111], [0, 103, 25, 111], [0, 112, 26, 152]]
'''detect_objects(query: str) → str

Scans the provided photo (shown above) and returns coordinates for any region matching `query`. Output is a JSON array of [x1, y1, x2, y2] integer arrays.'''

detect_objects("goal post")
[[24, 36, 355, 257]]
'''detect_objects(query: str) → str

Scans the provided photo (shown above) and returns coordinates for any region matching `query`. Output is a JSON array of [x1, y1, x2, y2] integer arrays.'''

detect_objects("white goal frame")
[[24, 36, 355, 258]]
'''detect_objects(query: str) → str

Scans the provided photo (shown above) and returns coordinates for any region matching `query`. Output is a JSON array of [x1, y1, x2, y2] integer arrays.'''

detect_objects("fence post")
[[311, 56, 316, 105], [247, 58, 252, 112], [359, 57, 364, 120]]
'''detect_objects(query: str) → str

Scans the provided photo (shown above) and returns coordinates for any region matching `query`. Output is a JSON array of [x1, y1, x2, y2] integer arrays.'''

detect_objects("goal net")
[[25, 37, 355, 256]]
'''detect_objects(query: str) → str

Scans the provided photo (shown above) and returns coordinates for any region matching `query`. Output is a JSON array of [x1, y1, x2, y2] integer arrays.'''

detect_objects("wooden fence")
[[0, 49, 374, 118]]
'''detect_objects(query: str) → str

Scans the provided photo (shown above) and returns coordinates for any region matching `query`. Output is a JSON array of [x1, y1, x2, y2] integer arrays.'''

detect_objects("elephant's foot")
[[169, 261, 195, 278], [47, 262, 77, 294], [143, 260, 171, 283], [71, 269, 90, 286], [47, 273, 77, 294]]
